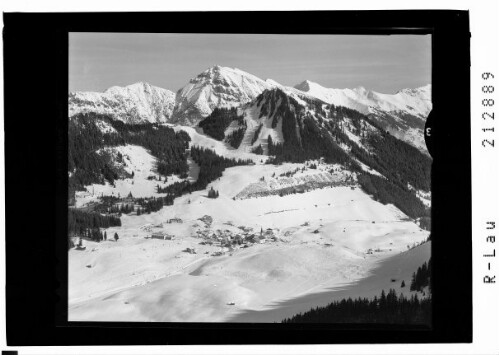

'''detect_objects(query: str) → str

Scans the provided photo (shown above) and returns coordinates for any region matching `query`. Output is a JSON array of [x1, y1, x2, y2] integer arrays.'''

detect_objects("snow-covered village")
[[68, 33, 432, 323]]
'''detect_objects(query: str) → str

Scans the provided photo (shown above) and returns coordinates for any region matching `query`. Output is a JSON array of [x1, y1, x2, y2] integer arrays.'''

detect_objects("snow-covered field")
[[69, 161, 429, 322], [230, 241, 431, 322]]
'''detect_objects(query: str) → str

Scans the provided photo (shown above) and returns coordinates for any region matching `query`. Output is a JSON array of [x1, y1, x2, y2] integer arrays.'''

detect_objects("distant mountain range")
[[68, 65, 431, 153], [69, 82, 176, 124]]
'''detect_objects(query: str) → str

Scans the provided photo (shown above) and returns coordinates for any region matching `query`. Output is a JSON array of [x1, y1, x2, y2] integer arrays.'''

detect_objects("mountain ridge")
[[69, 82, 176, 124], [68, 65, 431, 152]]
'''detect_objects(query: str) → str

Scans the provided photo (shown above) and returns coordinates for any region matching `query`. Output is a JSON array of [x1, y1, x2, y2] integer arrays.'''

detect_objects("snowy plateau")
[[68, 65, 432, 322]]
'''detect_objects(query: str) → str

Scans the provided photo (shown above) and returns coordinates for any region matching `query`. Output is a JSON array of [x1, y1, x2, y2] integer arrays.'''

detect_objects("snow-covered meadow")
[[69, 160, 429, 322]]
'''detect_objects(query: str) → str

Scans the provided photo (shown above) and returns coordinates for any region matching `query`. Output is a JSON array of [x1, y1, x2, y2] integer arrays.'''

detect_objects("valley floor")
[[69, 163, 429, 322]]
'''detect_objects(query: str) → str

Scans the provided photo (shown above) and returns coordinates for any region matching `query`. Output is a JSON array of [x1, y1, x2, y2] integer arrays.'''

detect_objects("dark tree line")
[[323, 105, 431, 220], [68, 209, 121, 248], [267, 115, 357, 169], [251, 124, 263, 145], [198, 107, 244, 141], [410, 258, 432, 292], [153, 148, 251, 208], [120, 121, 190, 178], [357, 173, 429, 219], [106, 203, 135, 215], [254, 92, 431, 221], [68, 115, 119, 191], [68, 209, 121, 235], [419, 216, 431, 231], [189, 146, 253, 191], [135, 196, 173, 214], [282, 288, 431, 325], [68, 113, 191, 192], [301, 95, 328, 114], [255, 89, 357, 167], [252, 144, 264, 155], [325, 104, 431, 192], [351, 132, 431, 192], [257, 88, 285, 125], [155, 180, 191, 195], [225, 128, 246, 149], [207, 186, 219, 198]]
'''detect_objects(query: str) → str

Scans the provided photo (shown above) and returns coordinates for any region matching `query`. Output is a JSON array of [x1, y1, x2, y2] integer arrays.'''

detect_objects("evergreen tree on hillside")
[[208, 186, 219, 199], [225, 128, 246, 149], [252, 145, 264, 155], [68, 113, 191, 191], [409, 259, 431, 292], [198, 107, 244, 141], [114, 232, 119, 242], [282, 287, 431, 324]]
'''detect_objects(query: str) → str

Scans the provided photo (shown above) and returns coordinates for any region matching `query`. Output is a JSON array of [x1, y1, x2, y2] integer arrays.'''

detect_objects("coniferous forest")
[[68, 209, 121, 235], [282, 288, 431, 324], [225, 128, 246, 149], [189, 146, 253, 191], [68, 209, 121, 248], [262, 99, 431, 222], [198, 107, 245, 141], [194, 89, 430, 225], [357, 172, 429, 220], [68, 142, 253, 248], [283, 258, 432, 324], [410, 258, 432, 292], [68, 113, 191, 192]]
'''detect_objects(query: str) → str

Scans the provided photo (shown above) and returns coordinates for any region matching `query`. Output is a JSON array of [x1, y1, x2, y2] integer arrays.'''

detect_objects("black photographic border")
[[3, 10, 471, 345]]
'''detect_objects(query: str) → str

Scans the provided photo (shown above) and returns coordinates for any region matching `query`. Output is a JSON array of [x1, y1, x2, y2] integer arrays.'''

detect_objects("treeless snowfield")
[[69, 163, 429, 322]]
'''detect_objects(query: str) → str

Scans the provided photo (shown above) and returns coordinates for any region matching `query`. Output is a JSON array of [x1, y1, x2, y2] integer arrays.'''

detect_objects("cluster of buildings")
[[196, 225, 279, 255], [140, 215, 282, 258]]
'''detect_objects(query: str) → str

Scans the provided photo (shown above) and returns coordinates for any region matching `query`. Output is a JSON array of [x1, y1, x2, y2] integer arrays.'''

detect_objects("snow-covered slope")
[[295, 80, 431, 118], [295, 80, 432, 153], [68, 67, 430, 155], [75, 145, 188, 207], [171, 66, 276, 126], [230, 241, 431, 322], [170, 125, 270, 164], [69, 162, 430, 322], [69, 82, 176, 124]]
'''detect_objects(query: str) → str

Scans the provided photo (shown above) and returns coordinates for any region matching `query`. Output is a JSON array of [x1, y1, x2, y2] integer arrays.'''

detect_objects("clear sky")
[[69, 33, 431, 94]]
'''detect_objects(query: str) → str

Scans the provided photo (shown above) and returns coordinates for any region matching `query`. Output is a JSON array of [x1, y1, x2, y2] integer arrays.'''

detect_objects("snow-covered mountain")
[[171, 65, 275, 126], [68, 66, 431, 153], [69, 82, 176, 124], [171, 66, 431, 152], [294, 80, 431, 118], [198, 86, 431, 201], [294, 80, 432, 153]]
